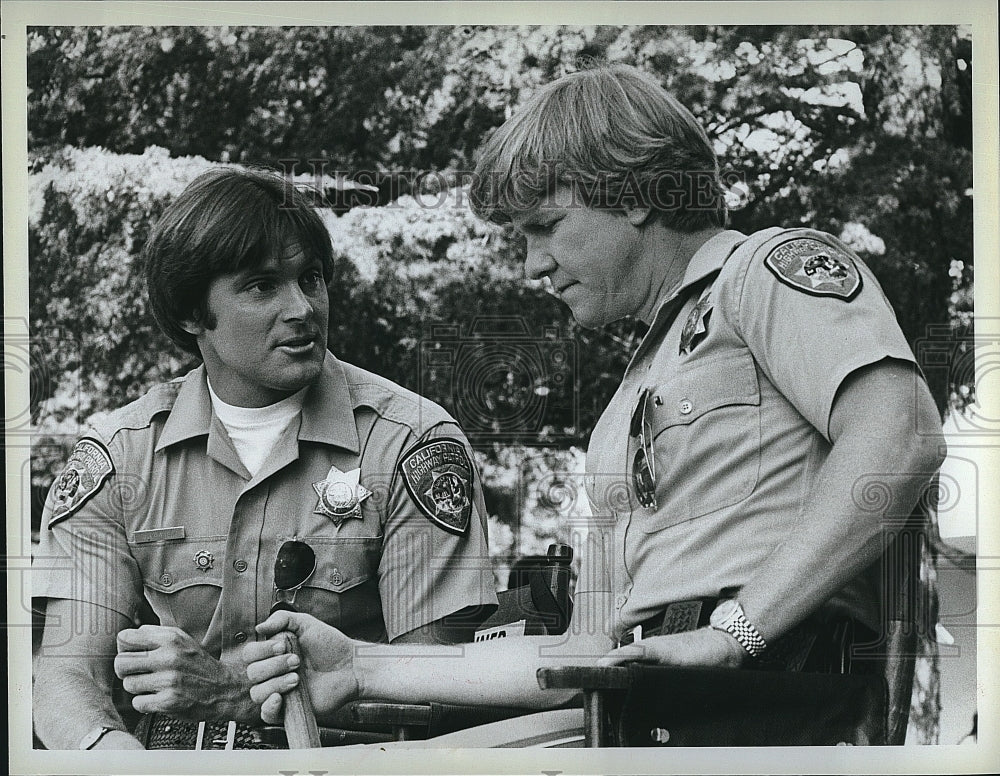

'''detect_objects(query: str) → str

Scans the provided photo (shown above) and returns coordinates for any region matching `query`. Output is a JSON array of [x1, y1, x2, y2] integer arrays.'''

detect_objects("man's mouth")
[[276, 334, 318, 354]]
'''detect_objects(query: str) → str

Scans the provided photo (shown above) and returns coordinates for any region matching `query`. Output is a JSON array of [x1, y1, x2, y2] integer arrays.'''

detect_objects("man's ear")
[[180, 319, 205, 337], [625, 204, 654, 227]]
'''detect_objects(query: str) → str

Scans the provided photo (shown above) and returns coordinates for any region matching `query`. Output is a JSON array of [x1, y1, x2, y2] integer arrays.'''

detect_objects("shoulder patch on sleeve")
[[47, 438, 114, 528], [762, 236, 862, 301], [398, 438, 473, 536]]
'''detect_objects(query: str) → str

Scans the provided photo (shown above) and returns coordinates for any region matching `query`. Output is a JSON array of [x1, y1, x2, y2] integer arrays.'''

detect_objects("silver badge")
[[312, 466, 372, 526]]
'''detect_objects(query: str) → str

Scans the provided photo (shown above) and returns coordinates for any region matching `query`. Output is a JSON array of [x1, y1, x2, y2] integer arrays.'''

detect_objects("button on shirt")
[[579, 228, 919, 642], [34, 353, 498, 660]]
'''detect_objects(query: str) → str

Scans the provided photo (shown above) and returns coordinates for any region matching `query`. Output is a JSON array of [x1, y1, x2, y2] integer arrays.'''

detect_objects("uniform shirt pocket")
[[294, 536, 387, 642], [642, 352, 761, 532], [128, 535, 227, 630]]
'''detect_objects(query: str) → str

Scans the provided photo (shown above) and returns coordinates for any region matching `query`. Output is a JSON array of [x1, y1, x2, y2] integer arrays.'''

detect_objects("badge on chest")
[[312, 465, 372, 526]]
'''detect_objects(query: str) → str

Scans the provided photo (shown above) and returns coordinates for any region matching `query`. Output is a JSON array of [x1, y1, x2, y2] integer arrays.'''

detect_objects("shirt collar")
[[156, 352, 360, 454], [669, 229, 748, 301], [298, 353, 360, 453], [626, 230, 749, 375]]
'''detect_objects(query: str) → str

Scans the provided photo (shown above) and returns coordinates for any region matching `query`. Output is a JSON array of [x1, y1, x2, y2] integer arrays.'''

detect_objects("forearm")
[[33, 655, 143, 750], [201, 659, 260, 723], [738, 388, 945, 642], [356, 633, 608, 711]]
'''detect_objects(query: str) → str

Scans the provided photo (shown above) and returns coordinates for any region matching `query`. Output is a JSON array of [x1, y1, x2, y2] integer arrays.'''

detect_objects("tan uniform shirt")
[[580, 228, 918, 641], [34, 353, 497, 660]]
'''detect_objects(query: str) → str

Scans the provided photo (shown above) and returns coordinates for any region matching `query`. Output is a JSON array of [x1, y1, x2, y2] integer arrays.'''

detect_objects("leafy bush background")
[[27, 25, 975, 743]]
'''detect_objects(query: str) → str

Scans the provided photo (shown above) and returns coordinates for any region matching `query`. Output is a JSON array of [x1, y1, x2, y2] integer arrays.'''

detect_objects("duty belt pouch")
[[614, 665, 887, 746]]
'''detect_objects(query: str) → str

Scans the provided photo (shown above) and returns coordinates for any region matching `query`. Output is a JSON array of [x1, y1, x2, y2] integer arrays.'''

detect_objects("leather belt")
[[617, 597, 718, 646], [134, 713, 282, 749]]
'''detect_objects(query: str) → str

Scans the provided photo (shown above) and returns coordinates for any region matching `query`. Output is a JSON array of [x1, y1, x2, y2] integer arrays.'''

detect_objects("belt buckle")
[[618, 623, 643, 648], [194, 720, 237, 750]]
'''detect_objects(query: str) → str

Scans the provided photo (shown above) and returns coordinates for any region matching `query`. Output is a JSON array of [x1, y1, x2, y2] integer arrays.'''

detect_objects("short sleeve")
[[378, 422, 498, 640], [32, 430, 146, 622], [733, 231, 918, 440]]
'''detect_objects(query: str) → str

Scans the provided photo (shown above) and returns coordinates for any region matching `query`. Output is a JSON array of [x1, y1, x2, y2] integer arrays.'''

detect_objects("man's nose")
[[281, 283, 314, 321], [524, 240, 557, 281]]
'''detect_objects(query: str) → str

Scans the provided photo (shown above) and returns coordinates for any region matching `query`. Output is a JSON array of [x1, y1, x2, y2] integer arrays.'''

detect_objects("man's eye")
[[247, 281, 277, 294], [301, 270, 324, 287]]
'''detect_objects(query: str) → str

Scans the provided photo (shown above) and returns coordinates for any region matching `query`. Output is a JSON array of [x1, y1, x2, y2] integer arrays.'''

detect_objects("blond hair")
[[470, 64, 727, 231]]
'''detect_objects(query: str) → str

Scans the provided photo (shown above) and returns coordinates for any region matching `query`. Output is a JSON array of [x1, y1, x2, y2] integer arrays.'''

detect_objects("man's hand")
[[243, 611, 360, 725], [114, 625, 256, 722], [597, 627, 746, 668]]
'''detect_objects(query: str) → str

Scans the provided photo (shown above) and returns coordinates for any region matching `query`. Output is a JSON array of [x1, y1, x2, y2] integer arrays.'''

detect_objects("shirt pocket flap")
[[651, 354, 760, 434], [305, 537, 382, 594], [131, 536, 228, 594]]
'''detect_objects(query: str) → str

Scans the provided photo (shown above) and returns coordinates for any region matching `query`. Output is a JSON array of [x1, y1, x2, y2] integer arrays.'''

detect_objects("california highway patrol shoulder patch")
[[399, 438, 473, 536], [763, 237, 862, 301], [48, 438, 114, 528]]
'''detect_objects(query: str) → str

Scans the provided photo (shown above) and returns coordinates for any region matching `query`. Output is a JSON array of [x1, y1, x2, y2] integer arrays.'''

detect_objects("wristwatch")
[[709, 599, 768, 658], [78, 725, 120, 750]]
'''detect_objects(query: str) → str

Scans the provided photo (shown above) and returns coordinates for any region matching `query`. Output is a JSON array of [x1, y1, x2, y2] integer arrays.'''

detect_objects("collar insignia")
[[679, 286, 713, 356]]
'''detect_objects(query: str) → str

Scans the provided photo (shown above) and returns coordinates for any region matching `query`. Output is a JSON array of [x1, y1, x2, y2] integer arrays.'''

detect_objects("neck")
[[635, 227, 724, 325]]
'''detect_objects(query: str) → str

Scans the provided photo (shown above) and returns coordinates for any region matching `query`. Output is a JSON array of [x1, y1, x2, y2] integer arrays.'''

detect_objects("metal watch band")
[[712, 601, 768, 658], [726, 613, 768, 657]]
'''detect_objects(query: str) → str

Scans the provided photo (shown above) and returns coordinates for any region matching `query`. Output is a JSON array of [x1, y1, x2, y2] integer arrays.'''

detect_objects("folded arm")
[[33, 599, 145, 750]]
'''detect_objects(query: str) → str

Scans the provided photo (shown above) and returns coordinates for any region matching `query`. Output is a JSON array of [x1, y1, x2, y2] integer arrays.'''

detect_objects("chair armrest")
[[342, 699, 562, 741], [537, 665, 632, 691], [347, 701, 432, 729], [537, 664, 888, 746]]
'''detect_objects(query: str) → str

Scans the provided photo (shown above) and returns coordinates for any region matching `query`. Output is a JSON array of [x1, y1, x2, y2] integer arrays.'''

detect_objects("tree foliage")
[[28, 25, 973, 419], [27, 24, 970, 743]]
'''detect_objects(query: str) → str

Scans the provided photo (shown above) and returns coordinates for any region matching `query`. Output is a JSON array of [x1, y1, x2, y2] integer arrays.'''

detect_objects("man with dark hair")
[[244, 64, 945, 746], [32, 167, 497, 750]]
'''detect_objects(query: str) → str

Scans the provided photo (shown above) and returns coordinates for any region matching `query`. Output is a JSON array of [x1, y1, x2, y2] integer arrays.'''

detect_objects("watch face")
[[710, 599, 739, 627]]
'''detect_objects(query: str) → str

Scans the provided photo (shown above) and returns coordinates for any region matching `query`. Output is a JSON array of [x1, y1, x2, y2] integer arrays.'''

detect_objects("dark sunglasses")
[[630, 388, 657, 510], [271, 540, 317, 614]]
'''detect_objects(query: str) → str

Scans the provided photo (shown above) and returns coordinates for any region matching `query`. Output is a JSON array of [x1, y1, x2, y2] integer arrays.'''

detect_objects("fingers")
[[130, 688, 183, 715], [246, 651, 300, 685], [254, 611, 297, 638], [119, 670, 177, 697], [248, 671, 300, 707], [242, 635, 289, 666], [114, 651, 150, 678], [116, 624, 182, 652], [596, 643, 647, 667], [260, 692, 285, 726]]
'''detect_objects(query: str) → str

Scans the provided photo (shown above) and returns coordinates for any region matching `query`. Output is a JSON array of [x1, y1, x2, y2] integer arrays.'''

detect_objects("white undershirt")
[[207, 380, 307, 477]]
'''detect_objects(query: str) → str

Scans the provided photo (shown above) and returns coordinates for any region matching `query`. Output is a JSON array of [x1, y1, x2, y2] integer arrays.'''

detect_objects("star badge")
[[679, 287, 713, 356], [312, 466, 372, 526]]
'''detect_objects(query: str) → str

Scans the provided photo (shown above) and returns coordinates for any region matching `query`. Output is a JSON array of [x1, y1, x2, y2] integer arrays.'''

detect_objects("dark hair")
[[470, 64, 727, 231], [143, 167, 334, 355]]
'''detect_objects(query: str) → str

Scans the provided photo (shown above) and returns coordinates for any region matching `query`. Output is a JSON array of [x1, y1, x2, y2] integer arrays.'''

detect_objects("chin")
[[569, 307, 611, 330], [280, 359, 325, 390]]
